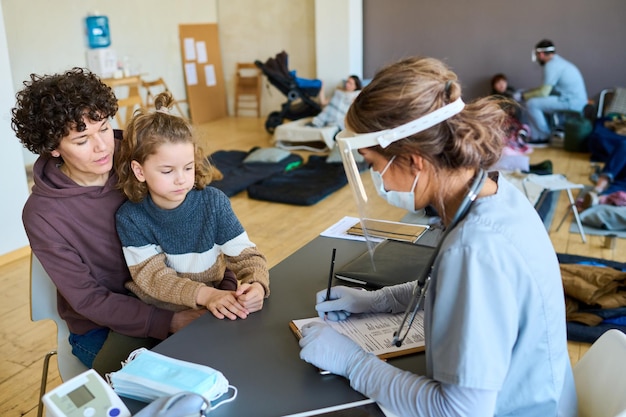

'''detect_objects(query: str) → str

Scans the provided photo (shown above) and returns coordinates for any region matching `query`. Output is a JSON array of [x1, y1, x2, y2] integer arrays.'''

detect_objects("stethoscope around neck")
[[391, 168, 488, 347]]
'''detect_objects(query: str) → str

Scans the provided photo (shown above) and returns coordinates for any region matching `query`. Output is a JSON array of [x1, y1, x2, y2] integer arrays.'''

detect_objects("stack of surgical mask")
[[107, 348, 237, 409]]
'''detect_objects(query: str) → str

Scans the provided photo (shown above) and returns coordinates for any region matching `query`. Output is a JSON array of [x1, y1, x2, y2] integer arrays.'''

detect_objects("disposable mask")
[[370, 156, 420, 212], [107, 348, 237, 409]]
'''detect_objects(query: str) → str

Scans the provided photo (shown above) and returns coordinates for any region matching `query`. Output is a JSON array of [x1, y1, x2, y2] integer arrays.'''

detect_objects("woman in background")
[[307, 75, 363, 130]]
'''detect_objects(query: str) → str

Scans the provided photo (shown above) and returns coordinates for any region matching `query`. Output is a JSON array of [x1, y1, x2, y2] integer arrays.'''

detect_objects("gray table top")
[[125, 236, 427, 416]]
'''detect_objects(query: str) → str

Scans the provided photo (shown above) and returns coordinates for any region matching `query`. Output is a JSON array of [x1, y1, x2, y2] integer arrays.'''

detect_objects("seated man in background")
[[521, 39, 588, 147]]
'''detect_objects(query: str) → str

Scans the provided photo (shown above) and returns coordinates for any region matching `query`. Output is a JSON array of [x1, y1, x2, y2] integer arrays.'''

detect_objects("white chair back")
[[30, 253, 88, 380], [573, 329, 626, 417]]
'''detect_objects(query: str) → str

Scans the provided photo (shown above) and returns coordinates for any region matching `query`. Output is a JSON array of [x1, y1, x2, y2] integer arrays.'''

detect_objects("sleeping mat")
[[208, 149, 303, 197], [247, 155, 365, 206]]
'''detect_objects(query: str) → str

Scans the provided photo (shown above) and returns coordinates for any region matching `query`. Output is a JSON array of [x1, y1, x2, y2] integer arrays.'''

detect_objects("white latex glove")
[[299, 321, 370, 377], [315, 286, 385, 321]]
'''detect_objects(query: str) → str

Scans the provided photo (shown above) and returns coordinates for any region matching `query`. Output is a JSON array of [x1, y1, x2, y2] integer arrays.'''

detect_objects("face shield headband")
[[336, 97, 465, 205], [531, 46, 555, 62]]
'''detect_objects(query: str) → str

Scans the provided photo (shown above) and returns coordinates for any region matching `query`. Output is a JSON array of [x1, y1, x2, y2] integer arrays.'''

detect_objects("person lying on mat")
[[11, 68, 210, 376], [579, 126, 626, 210], [115, 92, 270, 318], [298, 56, 577, 416], [306, 75, 362, 130]]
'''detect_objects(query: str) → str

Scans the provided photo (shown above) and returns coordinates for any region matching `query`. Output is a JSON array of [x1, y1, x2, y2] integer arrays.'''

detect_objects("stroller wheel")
[[265, 111, 283, 134]]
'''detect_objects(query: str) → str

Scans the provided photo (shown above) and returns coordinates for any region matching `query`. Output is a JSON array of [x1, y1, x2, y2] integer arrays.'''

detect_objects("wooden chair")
[[234, 62, 262, 117], [142, 77, 188, 120], [102, 75, 145, 129]]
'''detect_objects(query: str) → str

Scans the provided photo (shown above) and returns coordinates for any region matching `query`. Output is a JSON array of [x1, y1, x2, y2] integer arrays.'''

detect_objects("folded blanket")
[[209, 149, 302, 197]]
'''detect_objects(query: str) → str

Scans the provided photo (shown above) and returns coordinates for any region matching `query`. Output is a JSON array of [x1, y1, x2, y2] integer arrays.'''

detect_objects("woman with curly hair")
[[11, 68, 206, 376], [114, 92, 269, 318]]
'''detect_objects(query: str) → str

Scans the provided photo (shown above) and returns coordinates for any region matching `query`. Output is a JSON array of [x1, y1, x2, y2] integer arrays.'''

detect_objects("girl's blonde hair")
[[115, 92, 222, 202]]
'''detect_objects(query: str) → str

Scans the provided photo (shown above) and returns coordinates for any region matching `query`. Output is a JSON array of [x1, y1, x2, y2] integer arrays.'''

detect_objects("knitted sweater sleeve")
[[124, 251, 206, 310], [225, 245, 270, 297], [211, 190, 270, 296]]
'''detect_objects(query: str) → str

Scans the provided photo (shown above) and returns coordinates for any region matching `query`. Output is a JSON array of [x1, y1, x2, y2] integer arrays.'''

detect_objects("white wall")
[[315, 0, 363, 96], [217, 0, 317, 117], [0, 0, 356, 256], [2, 0, 219, 165], [2, 0, 330, 161], [0, 2, 29, 256]]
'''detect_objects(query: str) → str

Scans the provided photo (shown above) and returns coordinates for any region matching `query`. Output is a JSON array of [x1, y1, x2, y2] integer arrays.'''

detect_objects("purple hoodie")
[[23, 142, 173, 339]]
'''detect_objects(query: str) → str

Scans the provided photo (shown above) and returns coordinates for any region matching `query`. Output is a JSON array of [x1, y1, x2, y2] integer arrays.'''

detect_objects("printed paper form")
[[291, 311, 425, 359]]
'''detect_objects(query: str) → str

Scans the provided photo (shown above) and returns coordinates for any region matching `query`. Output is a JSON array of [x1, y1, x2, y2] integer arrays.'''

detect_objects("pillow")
[[243, 147, 291, 163], [326, 145, 364, 164], [580, 205, 626, 231]]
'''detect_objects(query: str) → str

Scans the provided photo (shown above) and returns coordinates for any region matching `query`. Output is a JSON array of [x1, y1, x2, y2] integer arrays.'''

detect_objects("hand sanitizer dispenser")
[[85, 13, 111, 49]]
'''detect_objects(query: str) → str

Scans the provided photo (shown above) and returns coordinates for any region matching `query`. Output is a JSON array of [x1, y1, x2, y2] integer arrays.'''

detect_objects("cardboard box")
[[86, 48, 117, 79]]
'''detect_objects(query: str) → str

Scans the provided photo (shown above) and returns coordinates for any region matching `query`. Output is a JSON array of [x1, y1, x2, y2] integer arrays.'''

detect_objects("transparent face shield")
[[336, 97, 478, 347], [336, 97, 466, 249]]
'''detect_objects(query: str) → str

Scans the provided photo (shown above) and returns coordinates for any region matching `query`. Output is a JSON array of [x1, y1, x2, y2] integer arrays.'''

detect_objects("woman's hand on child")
[[169, 308, 207, 333], [236, 282, 265, 313]]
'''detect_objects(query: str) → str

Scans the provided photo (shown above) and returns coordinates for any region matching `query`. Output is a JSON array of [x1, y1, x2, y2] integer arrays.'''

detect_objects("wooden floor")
[[1, 116, 621, 416]]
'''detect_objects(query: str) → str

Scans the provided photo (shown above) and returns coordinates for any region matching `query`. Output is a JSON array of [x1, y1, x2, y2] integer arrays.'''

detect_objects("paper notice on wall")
[[183, 38, 196, 61], [205, 65, 216, 87], [185, 63, 198, 86], [196, 41, 208, 64]]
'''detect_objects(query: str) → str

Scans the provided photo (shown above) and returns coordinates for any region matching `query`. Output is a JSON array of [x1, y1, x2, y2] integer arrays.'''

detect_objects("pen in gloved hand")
[[324, 248, 336, 320]]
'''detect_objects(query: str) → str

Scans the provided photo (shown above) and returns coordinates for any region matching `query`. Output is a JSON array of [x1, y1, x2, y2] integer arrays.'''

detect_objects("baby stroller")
[[255, 51, 322, 133]]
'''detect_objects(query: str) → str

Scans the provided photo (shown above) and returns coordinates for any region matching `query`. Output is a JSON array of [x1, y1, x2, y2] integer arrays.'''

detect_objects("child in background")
[[115, 92, 270, 320], [490, 73, 516, 99], [490, 73, 532, 156]]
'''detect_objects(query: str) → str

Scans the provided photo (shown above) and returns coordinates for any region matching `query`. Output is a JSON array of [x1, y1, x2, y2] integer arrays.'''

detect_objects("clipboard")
[[290, 311, 425, 360], [346, 219, 429, 243]]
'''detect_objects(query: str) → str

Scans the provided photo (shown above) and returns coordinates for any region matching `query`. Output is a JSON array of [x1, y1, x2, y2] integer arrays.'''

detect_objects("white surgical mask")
[[107, 348, 237, 408], [370, 156, 420, 212]]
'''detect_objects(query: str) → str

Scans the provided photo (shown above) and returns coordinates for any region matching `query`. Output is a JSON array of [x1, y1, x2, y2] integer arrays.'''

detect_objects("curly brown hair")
[[115, 92, 222, 202], [11, 67, 118, 157]]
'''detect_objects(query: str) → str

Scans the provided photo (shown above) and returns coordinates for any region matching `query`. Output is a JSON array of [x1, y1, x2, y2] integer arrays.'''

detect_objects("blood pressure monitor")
[[42, 369, 131, 417]]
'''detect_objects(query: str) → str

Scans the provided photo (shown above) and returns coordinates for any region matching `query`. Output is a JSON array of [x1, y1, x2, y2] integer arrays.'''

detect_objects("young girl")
[[115, 92, 270, 320]]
